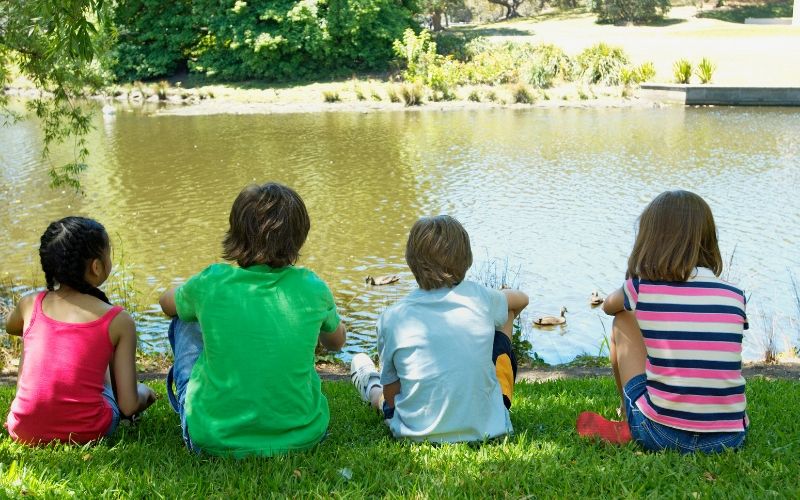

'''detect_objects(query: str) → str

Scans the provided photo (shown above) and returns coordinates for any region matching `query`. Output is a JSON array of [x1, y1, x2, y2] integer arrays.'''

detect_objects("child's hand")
[[137, 382, 158, 411]]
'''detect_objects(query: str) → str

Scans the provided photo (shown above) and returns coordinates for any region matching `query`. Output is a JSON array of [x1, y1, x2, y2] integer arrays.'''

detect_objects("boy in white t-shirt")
[[351, 215, 528, 442]]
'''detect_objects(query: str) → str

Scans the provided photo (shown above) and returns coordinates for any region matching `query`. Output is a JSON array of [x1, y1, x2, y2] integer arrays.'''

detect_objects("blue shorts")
[[623, 374, 747, 454], [101, 383, 121, 437], [166, 317, 204, 453]]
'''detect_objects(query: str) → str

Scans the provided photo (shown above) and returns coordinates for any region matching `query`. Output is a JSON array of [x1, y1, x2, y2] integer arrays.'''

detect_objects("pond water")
[[1, 104, 799, 363]]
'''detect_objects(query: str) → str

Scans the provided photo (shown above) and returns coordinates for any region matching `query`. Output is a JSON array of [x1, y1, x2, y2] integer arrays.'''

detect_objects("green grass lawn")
[[0, 378, 798, 498]]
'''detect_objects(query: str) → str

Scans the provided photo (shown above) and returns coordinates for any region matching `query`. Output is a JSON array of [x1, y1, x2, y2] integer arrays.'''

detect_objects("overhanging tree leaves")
[[0, 0, 109, 191]]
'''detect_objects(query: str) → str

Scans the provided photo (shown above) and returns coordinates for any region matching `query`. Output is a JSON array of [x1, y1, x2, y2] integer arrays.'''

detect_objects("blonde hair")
[[627, 190, 722, 282], [406, 215, 473, 290]]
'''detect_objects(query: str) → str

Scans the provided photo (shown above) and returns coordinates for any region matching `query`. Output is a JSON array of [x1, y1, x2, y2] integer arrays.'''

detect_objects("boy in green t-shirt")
[[159, 183, 346, 457]]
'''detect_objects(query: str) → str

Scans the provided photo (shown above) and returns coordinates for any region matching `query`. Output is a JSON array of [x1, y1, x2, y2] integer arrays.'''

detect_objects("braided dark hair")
[[39, 216, 111, 304]]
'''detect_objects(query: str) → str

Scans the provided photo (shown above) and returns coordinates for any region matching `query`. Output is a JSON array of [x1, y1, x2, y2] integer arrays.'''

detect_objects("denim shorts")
[[623, 374, 747, 454], [101, 383, 121, 437], [166, 317, 204, 453]]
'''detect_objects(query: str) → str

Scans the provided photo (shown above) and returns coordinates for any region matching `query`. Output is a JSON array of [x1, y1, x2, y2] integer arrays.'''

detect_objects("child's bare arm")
[[319, 321, 346, 351], [5, 294, 35, 336], [502, 289, 529, 318], [603, 288, 625, 315], [158, 287, 178, 317], [109, 312, 156, 416], [383, 380, 401, 408]]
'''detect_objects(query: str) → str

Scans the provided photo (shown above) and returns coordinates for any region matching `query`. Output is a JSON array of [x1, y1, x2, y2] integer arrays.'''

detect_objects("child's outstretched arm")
[[319, 322, 346, 351], [602, 288, 625, 315], [109, 312, 157, 416], [5, 294, 35, 336], [502, 289, 529, 318], [158, 287, 178, 317]]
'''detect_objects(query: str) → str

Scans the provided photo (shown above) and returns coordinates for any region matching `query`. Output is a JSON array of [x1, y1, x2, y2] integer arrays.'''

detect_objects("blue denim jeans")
[[623, 374, 747, 454], [166, 317, 204, 452], [101, 383, 121, 436]]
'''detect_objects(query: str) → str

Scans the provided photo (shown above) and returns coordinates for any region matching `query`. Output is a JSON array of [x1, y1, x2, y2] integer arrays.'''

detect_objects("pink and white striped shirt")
[[623, 267, 748, 433]]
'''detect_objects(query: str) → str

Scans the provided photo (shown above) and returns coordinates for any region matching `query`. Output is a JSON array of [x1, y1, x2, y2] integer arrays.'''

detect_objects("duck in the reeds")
[[533, 307, 568, 327], [365, 275, 400, 286], [589, 291, 605, 307]]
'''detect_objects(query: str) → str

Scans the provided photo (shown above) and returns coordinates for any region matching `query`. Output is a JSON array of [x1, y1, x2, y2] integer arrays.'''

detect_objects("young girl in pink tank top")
[[4, 216, 156, 444]]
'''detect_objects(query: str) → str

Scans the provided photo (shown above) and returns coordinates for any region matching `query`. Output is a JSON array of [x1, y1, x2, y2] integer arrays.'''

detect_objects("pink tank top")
[[6, 291, 122, 444]]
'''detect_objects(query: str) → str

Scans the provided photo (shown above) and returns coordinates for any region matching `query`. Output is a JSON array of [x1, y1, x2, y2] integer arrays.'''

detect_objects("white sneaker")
[[350, 353, 380, 403]]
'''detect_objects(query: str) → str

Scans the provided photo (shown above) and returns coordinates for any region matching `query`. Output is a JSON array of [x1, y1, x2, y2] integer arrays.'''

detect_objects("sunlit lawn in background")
[[0, 378, 797, 497]]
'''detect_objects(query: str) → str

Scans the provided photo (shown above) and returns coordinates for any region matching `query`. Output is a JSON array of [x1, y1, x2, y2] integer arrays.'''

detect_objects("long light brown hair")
[[222, 183, 310, 268], [406, 215, 473, 290], [627, 190, 722, 282]]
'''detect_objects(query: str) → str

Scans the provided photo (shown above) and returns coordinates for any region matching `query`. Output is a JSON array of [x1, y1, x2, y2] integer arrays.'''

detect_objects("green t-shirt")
[[174, 263, 340, 457]]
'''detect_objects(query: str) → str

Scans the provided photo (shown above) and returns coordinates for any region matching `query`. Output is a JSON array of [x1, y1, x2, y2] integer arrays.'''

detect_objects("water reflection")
[[1, 106, 798, 363]]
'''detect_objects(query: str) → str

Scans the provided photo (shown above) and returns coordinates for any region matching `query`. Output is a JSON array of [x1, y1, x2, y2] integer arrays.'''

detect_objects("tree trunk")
[[432, 10, 443, 31]]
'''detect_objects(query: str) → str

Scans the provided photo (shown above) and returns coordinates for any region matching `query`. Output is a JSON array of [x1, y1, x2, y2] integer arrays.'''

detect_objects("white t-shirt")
[[377, 280, 512, 442]]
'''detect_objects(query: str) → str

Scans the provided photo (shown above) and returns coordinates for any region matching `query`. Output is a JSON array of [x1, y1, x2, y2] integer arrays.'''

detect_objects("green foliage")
[[576, 43, 629, 85], [527, 43, 574, 88], [673, 58, 692, 84], [109, 0, 197, 81], [322, 90, 341, 102], [620, 61, 656, 86], [511, 83, 535, 104], [695, 57, 716, 84], [511, 320, 535, 365], [633, 61, 656, 83], [467, 89, 482, 102], [592, 0, 671, 24], [117, 0, 419, 82], [697, 1, 792, 23], [0, 0, 111, 191], [399, 83, 424, 106], [386, 85, 401, 102]]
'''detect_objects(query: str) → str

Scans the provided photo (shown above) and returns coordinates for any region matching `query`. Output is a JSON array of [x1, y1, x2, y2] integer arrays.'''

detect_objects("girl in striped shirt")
[[578, 190, 748, 453]]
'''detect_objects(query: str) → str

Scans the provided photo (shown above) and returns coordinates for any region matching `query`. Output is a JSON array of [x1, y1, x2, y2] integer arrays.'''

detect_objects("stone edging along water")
[[638, 84, 800, 107]]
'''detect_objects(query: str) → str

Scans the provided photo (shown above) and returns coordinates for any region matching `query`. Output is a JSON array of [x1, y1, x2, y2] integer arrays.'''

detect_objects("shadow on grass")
[[697, 1, 793, 24], [452, 26, 533, 37], [595, 17, 687, 27]]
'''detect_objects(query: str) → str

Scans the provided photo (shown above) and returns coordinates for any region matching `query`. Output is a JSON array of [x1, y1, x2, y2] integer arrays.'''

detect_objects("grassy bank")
[[0, 378, 798, 497]]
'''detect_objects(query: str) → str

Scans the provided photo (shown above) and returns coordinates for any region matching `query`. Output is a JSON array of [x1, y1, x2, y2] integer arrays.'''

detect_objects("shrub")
[[485, 89, 499, 102], [394, 28, 464, 94], [387, 86, 401, 103], [527, 44, 574, 88], [620, 61, 656, 86], [592, 0, 671, 24], [468, 89, 481, 102], [323, 90, 341, 103], [354, 85, 366, 101], [577, 43, 629, 85], [634, 61, 656, 83], [186, 0, 416, 82], [673, 59, 692, 84], [511, 83, 535, 104], [371, 89, 383, 101], [400, 83, 424, 106], [154, 80, 169, 100], [695, 57, 716, 84]]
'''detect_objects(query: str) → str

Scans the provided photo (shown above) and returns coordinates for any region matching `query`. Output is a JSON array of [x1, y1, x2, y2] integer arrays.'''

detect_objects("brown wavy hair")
[[627, 190, 722, 282], [223, 183, 310, 268], [406, 215, 473, 290]]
